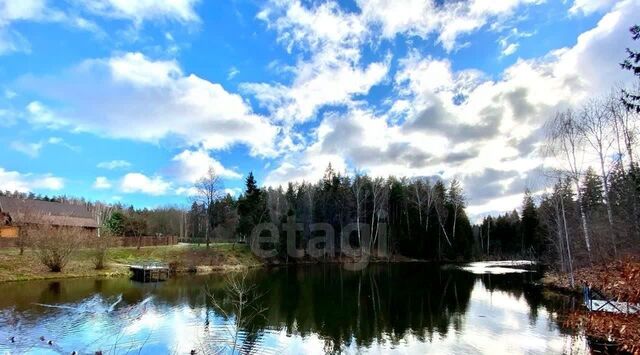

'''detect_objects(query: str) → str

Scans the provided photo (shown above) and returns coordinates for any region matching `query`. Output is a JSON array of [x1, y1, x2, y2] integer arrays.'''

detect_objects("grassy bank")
[[0, 243, 263, 283]]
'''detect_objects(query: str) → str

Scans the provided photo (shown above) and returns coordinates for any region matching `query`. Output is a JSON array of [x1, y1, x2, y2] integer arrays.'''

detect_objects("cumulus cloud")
[[21, 52, 279, 156], [242, 59, 388, 124], [175, 186, 198, 197], [171, 149, 242, 182], [0, 166, 64, 192], [264, 0, 640, 220], [247, 0, 389, 124], [120, 172, 171, 195], [356, 0, 542, 52], [93, 176, 112, 189]]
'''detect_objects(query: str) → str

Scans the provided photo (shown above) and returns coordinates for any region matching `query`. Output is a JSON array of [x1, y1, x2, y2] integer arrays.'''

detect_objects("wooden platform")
[[130, 263, 170, 282], [583, 285, 640, 314]]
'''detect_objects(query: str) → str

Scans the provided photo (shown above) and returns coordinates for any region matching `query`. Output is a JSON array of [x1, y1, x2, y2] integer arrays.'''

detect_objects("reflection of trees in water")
[[0, 265, 581, 354], [241, 264, 478, 353], [476, 271, 580, 339]]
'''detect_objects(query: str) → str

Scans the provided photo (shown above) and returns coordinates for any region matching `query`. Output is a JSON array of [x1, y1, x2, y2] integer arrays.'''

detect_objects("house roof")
[[0, 196, 98, 228]]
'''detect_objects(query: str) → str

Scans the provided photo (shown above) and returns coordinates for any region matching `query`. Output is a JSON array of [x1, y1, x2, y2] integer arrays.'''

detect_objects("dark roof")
[[0, 196, 98, 228]]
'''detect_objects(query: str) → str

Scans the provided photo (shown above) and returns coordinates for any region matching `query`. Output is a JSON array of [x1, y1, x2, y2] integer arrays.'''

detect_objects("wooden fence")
[[0, 235, 178, 249]]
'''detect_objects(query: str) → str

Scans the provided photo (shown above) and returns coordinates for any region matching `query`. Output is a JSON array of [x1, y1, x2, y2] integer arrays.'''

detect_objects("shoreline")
[[0, 244, 442, 283], [540, 260, 640, 354]]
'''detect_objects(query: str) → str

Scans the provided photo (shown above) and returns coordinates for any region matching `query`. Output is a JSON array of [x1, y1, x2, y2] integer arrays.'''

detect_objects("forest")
[[2, 26, 639, 271]]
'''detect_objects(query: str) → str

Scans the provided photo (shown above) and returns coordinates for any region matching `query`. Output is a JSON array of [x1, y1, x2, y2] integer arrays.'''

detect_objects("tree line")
[[188, 165, 506, 262], [479, 25, 640, 284]]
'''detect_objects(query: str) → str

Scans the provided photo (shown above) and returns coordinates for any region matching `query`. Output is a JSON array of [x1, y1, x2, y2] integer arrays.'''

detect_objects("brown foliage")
[[577, 258, 640, 304], [547, 258, 640, 303], [555, 258, 640, 354], [566, 311, 640, 354]]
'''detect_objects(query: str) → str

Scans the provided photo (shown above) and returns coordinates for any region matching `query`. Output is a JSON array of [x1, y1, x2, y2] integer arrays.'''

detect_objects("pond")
[[0, 263, 589, 354]]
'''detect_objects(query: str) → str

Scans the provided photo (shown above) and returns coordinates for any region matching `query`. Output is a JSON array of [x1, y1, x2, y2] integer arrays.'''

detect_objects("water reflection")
[[0, 264, 587, 354]]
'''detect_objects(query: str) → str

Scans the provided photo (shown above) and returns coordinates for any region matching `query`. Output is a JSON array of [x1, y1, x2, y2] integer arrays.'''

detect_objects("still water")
[[0, 263, 588, 354]]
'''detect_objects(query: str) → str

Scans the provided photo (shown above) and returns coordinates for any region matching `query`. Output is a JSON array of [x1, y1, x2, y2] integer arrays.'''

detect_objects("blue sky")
[[0, 0, 637, 218]]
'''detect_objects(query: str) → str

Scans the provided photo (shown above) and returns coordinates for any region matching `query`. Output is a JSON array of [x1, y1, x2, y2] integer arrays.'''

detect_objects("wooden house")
[[0, 196, 98, 240]]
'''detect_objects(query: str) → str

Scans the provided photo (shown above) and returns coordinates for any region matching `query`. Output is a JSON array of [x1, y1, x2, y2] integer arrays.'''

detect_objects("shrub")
[[91, 231, 114, 270], [26, 223, 87, 272]]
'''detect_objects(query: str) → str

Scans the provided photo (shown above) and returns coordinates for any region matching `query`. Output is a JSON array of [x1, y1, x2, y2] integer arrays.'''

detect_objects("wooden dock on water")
[[130, 263, 170, 282]]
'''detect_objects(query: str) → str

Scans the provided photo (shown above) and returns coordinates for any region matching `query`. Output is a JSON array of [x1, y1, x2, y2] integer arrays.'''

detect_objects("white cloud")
[[33, 175, 64, 190], [356, 0, 542, 52], [227, 66, 239, 80], [0, 28, 30, 55], [93, 176, 112, 189], [9, 137, 77, 158], [498, 28, 534, 58], [10, 140, 43, 158], [264, 0, 640, 220], [0, 0, 199, 56], [257, 0, 366, 53], [171, 149, 242, 182], [0, 167, 64, 192], [248, 1, 389, 124], [121, 173, 171, 195], [175, 186, 198, 196], [224, 188, 242, 196], [78, 0, 201, 24], [569, 0, 617, 15], [0, 0, 49, 25], [97, 160, 132, 170], [500, 41, 519, 57], [22, 52, 279, 156], [0, 0, 99, 55], [243, 59, 389, 124], [265, 152, 348, 187], [25, 101, 61, 128]]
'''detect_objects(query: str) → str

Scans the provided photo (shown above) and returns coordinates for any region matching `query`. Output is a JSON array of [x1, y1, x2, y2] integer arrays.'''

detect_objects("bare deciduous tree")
[[91, 202, 112, 238], [547, 109, 593, 261], [578, 98, 617, 255], [352, 173, 368, 247], [194, 167, 223, 249], [449, 179, 465, 241], [369, 177, 388, 251], [205, 271, 266, 354]]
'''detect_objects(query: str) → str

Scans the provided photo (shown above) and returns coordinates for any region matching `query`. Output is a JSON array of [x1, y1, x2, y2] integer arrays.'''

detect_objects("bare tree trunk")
[[598, 152, 618, 256], [205, 219, 210, 249], [574, 184, 592, 262], [487, 219, 490, 255], [560, 195, 575, 288]]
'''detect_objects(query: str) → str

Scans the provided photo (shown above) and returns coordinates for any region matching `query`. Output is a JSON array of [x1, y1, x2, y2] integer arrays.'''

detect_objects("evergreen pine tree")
[[521, 189, 541, 254], [621, 25, 640, 113]]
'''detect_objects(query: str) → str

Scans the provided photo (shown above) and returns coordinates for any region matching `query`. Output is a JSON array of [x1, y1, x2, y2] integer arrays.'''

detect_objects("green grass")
[[0, 243, 263, 283]]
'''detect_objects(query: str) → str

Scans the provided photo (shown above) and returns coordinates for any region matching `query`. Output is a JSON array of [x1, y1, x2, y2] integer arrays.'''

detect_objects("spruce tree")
[[521, 189, 541, 253], [237, 172, 270, 242], [581, 167, 605, 214], [621, 25, 640, 113]]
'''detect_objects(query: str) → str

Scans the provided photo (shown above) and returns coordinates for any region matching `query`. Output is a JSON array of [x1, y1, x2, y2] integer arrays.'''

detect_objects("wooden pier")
[[130, 262, 170, 282]]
